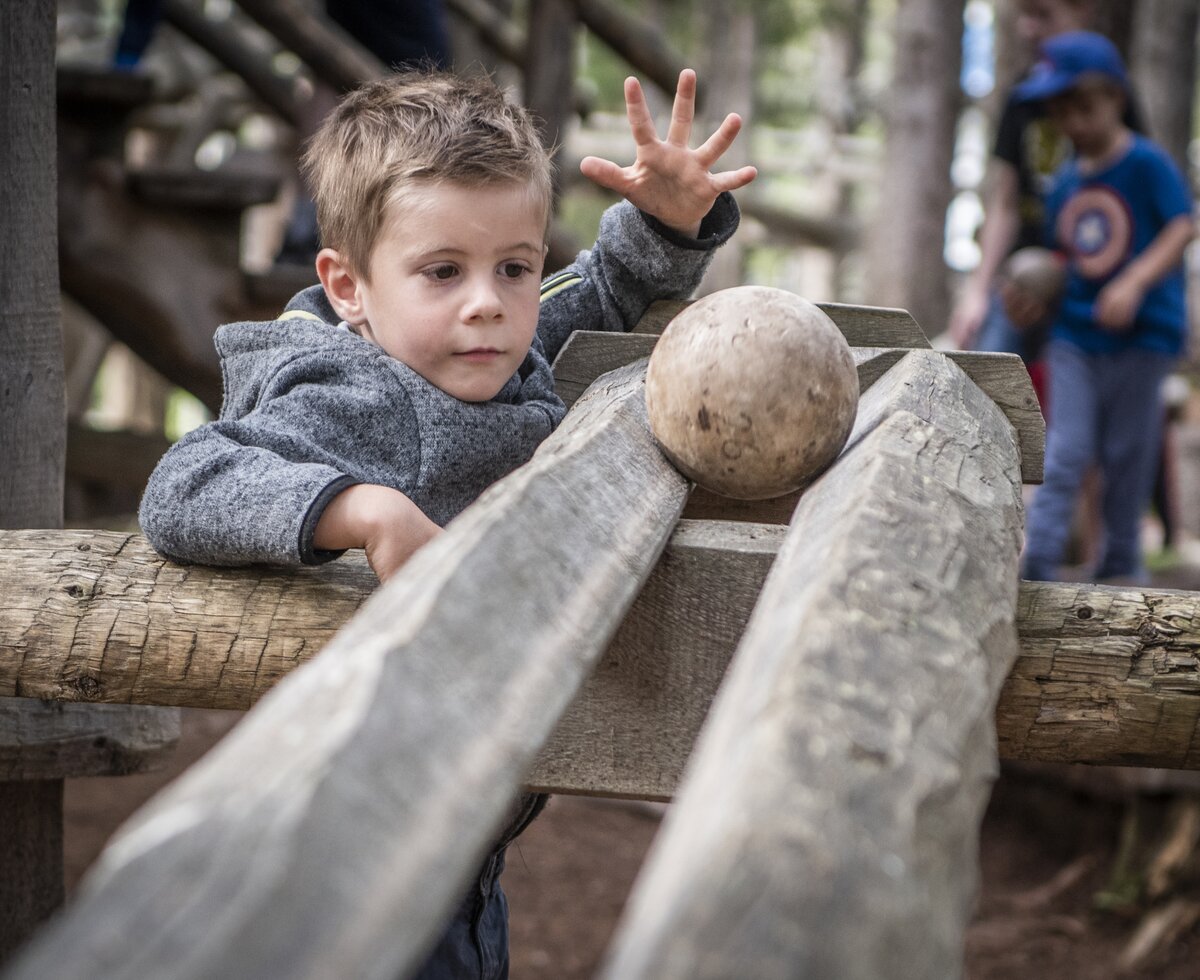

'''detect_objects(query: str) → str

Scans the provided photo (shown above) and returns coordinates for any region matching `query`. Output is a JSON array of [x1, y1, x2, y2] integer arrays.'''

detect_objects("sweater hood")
[[214, 285, 384, 420]]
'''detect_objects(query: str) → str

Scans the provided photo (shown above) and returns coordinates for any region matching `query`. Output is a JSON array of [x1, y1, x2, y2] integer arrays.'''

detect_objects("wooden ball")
[[645, 286, 859, 500], [1002, 246, 1066, 306]]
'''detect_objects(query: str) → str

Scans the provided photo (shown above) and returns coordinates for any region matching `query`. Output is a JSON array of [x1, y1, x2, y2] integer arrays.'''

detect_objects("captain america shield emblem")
[[1056, 185, 1132, 280]]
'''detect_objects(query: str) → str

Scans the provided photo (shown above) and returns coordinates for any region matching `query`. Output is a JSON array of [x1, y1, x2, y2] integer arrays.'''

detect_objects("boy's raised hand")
[[580, 69, 757, 238]]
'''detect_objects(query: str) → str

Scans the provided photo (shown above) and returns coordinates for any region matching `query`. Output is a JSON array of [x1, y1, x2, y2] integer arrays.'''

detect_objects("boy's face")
[[1046, 82, 1125, 158], [353, 181, 547, 402]]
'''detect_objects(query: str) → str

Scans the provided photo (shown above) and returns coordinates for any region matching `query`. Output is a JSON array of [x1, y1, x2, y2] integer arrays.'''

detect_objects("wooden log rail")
[[9, 530, 1200, 780], [4, 363, 689, 980]]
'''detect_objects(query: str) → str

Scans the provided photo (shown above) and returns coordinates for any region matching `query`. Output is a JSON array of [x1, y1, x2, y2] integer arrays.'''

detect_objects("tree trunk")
[[695, 0, 755, 294], [864, 0, 965, 338], [1130, 0, 1198, 174], [524, 0, 576, 193], [818, 0, 870, 300], [1092, 0, 1136, 60]]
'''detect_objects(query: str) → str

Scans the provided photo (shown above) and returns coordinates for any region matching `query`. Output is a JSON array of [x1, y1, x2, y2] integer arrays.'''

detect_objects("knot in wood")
[[1076, 605, 1093, 620], [64, 583, 85, 599], [74, 675, 101, 698]]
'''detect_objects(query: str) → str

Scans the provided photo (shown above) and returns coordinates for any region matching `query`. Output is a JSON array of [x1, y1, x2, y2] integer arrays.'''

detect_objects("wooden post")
[[0, 2, 71, 955], [0, 4, 179, 961], [600, 350, 1025, 979], [6, 363, 689, 980]]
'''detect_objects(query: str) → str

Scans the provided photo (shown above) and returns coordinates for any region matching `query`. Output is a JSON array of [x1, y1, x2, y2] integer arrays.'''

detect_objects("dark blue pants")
[[1023, 340, 1174, 583], [410, 847, 509, 980]]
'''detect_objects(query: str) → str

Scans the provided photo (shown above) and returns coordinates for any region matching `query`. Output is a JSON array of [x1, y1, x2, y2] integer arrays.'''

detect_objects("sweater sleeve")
[[139, 355, 421, 567], [535, 192, 740, 364]]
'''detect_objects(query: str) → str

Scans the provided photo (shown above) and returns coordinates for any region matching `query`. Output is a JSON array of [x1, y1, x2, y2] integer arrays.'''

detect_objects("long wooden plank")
[[11, 536, 1200, 783], [854, 346, 1044, 483], [600, 350, 1025, 980], [632, 297, 932, 348], [6, 362, 689, 980], [554, 334, 1043, 490]]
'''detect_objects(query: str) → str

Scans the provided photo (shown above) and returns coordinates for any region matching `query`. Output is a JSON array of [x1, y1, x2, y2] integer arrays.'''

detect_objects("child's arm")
[[1095, 214, 1195, 331], [579, 69, 757, 238], [140, 354, 436, 581], [312, 483, 439, 583]]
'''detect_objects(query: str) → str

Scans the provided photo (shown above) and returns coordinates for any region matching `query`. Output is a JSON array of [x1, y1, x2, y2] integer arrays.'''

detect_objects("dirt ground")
[[57, 707, 1200, 979]]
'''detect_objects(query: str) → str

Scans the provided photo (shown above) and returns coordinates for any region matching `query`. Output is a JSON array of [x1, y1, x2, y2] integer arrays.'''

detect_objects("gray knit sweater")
[[139, 195, 739, 566]]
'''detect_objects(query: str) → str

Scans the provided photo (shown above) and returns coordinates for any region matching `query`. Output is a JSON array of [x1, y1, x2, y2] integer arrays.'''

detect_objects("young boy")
[[1011, 32, 1194, 583], [139, 68, 754, 978]]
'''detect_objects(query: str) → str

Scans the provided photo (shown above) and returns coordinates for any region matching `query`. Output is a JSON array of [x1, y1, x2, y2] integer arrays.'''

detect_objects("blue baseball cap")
[[1013, 31, 1128, 102]]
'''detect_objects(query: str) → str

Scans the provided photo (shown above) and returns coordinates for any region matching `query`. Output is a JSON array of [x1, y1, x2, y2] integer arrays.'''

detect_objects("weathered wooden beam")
[[12, 519, 1200, 785], [5, 362, 689, 980], [572, 0, 688, 99], [234, 0, 385, 92], [13, 536, 1200, 787], [552, 332, 1043, 484], [1000, 580, 1200, 770], [854, 346, 1044, 483], [162, 0, 305, 126], [630, 297, 931, 346], [600, 350, 1025, 980]]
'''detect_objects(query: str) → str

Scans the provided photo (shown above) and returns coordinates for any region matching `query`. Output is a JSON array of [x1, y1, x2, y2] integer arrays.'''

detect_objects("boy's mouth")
[[457, 347, 502, 361]]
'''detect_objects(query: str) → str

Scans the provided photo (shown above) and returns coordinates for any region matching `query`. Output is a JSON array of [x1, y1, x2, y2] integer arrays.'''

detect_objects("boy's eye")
[[501, 262, 529, 280], [425, 264, 458, 281]]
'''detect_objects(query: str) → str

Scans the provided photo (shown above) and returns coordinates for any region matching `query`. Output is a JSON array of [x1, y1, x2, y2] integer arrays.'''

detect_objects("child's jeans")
[[411, 846, 509, 980], [1022, 340, 1173, 583]]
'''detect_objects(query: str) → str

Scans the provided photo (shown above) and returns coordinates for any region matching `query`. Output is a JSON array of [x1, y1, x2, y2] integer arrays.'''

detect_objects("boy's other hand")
[[579, 68, 757, 238], [1094, 273, 1144, 332], [314, 483, 441, 584], [999, 280, 1049, 332]]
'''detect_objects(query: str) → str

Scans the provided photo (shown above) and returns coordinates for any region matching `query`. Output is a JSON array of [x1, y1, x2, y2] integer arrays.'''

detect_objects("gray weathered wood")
[[16, 528, 1200, 783], [5, 362, 688, 980], [527, 519, 784, 799], [554, 333, 1043, 485], [630, 297, 931, 347], [854, 346, 1044, 482], [600, 350, 1024, 980]]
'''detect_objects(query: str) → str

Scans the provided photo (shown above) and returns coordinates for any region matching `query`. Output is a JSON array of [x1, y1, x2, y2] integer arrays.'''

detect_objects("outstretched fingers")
[[695, 113, 745, 169], [711, 165, 759, 193], [665, 68, 697, 147], [622, 76, 660, 147], [578, 155, 631, 195]]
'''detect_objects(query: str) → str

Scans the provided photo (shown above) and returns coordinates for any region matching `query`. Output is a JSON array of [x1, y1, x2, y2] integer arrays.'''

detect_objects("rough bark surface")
[[1001, 581, 1200, 769], [600, 350, 1024, 980], [6, 363, 688, 980]]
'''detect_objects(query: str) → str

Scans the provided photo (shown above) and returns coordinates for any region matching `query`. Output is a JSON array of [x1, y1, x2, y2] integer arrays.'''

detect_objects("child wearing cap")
[[1012, 31, 1195, 583]]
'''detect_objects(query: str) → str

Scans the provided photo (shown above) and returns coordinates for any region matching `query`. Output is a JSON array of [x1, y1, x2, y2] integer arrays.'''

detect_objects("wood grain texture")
[[600, 350, 1025, 980], [631, 298, 932, 348], [6, 363, 689, 980], [1001, 580, 1200, 769], [14, 525, 1200, 779], [854, 347, 1044, 483], [527, 520, 785, 799]]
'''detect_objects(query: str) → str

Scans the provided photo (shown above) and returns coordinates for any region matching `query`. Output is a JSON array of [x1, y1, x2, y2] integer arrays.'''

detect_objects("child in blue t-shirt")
[[1011, 32, 1194, 583]]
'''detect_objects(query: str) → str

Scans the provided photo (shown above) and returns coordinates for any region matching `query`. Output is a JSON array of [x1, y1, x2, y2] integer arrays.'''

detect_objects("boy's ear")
[[316, 248, 366, 324]]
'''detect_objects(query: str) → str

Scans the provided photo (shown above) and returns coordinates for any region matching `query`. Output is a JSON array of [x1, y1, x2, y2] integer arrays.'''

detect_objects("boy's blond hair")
[[302, 71, 554, 279]]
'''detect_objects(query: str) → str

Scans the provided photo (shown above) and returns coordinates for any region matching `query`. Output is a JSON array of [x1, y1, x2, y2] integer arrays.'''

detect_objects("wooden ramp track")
[[4, 362, 690, 980], [1, 336, 1052, 978]]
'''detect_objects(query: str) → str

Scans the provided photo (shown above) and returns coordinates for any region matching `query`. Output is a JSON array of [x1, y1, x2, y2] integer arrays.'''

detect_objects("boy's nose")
[[463, 279, 504, 321]]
